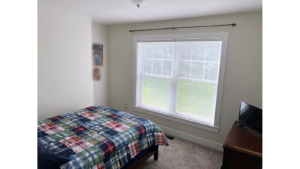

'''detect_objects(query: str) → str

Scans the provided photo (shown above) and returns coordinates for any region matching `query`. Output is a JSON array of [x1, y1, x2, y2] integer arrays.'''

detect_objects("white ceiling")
[[38, 0, 262, 25]]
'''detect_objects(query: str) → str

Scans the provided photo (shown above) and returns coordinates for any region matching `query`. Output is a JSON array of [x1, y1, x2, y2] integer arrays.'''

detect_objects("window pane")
[[163, 43, 173, 59], [143, 44, 152, 58], [186, 43, 193, 59], [177, 80, 216, 119], [153, 44, 163, 59], [191, 62, 204, 79], [144, 59, 152, 74], [152, 60, 162, 75], [192, 43, 205, 61], [143, 76, 170, 109], [204, 62, 219, 81], [162, 60, 172, 76], [179, 43, 191, 60], [179, 43, 186, 60], [179, 61, 191, 78], [205, 42, 221, 61]]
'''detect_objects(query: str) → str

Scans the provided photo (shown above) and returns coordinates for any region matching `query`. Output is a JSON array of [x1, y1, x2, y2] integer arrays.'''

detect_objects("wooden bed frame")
[[126, 148, 159, 169]]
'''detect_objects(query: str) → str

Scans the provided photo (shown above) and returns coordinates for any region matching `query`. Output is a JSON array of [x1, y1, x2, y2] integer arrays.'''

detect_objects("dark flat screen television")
[[238, 101, 262, 134]]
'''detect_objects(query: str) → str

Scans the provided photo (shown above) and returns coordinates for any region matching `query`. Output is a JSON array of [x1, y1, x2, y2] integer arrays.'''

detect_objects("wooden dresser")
[[221, 121, 262, 169]]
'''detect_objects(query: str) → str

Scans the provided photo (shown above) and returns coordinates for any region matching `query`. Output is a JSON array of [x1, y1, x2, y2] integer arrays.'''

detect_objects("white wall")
[[108, 11, 262, 144], [38, 5, 93, 120], [92, 23, 109, 107]]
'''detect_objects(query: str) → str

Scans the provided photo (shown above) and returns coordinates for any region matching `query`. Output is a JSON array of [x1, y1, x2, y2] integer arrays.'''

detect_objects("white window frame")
[[133, 32, 229, 133]]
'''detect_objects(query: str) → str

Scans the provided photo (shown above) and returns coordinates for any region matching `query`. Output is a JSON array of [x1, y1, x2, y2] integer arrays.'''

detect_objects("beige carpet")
[[138, 137, 223, 169]]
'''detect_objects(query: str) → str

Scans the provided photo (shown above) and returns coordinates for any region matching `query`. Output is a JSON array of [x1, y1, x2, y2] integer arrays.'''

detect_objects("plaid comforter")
[[38, 106, 169, 169]]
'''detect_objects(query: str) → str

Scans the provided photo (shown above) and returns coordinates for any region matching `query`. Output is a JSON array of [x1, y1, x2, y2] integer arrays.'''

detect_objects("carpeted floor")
[[138, 137, 223, 169]]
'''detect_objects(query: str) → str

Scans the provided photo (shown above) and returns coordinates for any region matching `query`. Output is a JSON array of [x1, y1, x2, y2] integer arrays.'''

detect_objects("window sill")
[[133, 106, 220, 133]]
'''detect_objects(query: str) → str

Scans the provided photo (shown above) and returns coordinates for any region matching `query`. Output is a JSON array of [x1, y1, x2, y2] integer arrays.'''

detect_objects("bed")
[[37, 106, 169, 169]]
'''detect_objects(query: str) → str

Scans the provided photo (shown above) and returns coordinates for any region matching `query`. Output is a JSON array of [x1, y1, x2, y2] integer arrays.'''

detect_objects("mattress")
[[37, 106, 169, 169]]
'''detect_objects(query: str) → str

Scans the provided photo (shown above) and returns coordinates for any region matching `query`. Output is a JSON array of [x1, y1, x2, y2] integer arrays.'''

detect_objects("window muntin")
[[178, 41, 221, 81], [142, 43, 173, 76]]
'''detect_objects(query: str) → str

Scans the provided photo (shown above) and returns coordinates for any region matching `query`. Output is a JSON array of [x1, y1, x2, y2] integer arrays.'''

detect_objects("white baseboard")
[[158, 125, 224, 152]]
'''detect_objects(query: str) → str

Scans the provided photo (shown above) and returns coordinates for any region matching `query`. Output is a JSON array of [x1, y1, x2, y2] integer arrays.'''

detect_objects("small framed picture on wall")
[[93, 44, 103, 66], [93, 68, 100, 81]]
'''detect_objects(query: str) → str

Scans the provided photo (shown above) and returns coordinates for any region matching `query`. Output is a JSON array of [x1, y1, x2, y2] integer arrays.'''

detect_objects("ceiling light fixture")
[[129, 0, 149, 8]]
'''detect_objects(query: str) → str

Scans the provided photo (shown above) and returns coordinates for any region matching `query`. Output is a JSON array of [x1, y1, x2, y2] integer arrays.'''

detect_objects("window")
[[133, 33, 228, 131]]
